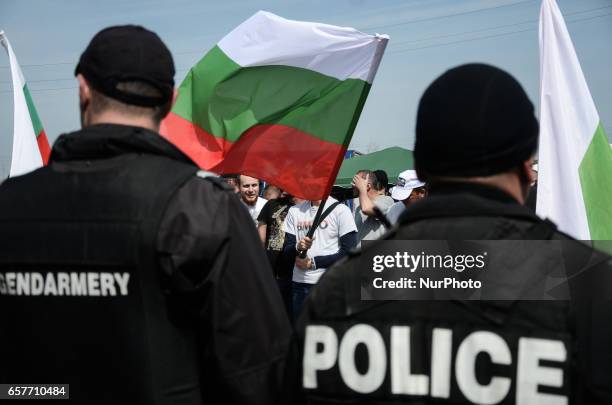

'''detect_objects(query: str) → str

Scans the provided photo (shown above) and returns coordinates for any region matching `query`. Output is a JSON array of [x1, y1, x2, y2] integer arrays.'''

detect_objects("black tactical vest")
[[0, 125, 202, 404], [295, 183, 606, 404]]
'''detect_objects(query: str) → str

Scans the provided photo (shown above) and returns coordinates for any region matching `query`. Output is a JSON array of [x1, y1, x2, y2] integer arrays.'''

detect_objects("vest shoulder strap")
[[314, 201, 342, 230]]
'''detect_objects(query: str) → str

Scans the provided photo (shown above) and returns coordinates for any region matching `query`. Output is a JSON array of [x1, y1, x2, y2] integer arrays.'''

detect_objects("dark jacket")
[[294, 182, 612, 404], [0, 124, 291, 405]]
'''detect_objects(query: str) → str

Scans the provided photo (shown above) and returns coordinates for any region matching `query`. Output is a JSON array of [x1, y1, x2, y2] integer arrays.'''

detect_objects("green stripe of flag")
[[171, 46, 369, 146], [22, 84, 44, 137], [579, 123, 612, 239]]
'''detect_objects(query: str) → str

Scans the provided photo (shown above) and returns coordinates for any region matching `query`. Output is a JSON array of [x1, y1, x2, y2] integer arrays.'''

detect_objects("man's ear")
[[76, 74, 92, 103], [522, 158, 537, 186], [77, 74, 93, 128]]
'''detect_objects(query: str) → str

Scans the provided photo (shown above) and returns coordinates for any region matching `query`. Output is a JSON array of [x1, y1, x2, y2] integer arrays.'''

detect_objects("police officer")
[[293, 64, 612, 404], [0, 26, 290, 404]]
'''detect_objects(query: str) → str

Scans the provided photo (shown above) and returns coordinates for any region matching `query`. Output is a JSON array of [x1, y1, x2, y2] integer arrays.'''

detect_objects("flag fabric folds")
[[0, 31, 51, 178], [537, 0, 612, 240], [160, 11, 388, 200]]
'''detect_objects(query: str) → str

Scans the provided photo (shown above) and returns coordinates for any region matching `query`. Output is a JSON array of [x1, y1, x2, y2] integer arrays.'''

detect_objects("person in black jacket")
[[293, 64, 612, 404], [0, 25, 290, 405]]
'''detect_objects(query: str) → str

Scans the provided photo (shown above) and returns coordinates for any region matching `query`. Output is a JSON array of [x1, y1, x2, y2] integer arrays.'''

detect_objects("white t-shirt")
[[241, 197, 267, 226], [386, 201, 407, 225], [283, 198, 357, 284]]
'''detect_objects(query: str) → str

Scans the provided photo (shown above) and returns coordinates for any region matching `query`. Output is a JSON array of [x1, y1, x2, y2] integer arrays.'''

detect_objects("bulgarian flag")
[[0, 31, 51, 177], [537, 0, 612, 240], [161, 11, 388, 199]]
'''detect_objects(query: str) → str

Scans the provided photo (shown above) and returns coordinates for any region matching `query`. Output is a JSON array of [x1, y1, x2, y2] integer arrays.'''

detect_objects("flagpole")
[[294, 33, 389, 256], [297, 197, 328, 258]]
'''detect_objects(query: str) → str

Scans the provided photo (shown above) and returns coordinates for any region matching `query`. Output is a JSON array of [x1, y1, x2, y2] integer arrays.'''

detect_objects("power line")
[[0, 0, 537, 71], [0, 68, 193, 94], [1, 7, 609, 94], [0, 77, 74, 84], [390, 4, 612, 48], [1, 3, 609, 84], [0, 48, 209, 71], [1, 67, 191, 85], [0, 86, 76, 94], [387, 10, 612, 55], [359, 0, 536, 31], [0, 61, 74, 69], [0, 68, 192, 94], [0, 0, 603, 75]]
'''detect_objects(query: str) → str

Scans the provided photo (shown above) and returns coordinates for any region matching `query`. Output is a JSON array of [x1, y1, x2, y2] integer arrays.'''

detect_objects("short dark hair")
[[89, 80, 172, 124], [372, 170, 388, 191], [357, 169, 386, 191]]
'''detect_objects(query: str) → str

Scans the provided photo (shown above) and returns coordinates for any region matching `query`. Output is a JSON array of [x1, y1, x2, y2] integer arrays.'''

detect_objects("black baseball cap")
[[75, 25, 175, 107], [415, 63, 538, 179]]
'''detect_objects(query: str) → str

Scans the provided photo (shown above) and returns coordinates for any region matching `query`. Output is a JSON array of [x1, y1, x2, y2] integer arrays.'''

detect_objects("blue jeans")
[[292, 281, 313, 322]]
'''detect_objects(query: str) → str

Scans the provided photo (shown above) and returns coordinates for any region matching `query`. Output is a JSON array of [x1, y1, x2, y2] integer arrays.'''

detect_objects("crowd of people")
[[0, 24, 610, 405], [220, 168, 430, 319]]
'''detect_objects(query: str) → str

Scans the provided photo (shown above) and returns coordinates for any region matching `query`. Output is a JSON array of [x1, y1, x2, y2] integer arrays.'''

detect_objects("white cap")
[[390, 169, 425, 201]]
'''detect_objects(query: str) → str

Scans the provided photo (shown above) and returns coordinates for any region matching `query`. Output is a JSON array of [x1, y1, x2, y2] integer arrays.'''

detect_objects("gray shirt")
[[386, 201, 407, 225], [354, 195, 394, 245]]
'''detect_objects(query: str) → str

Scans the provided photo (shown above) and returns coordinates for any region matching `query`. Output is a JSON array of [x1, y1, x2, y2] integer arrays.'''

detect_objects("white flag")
[[0, 30, 50, 178], [537, 0, 612, 240]]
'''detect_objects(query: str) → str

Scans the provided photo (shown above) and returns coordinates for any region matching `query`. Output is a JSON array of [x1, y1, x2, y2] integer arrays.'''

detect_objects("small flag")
[[537, 0, 612, 239], [161, 11, 388, 200], [0, 31, 51, 177]]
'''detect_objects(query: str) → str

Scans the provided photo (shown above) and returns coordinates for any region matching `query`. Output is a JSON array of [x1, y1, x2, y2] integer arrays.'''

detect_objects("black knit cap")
[[75, 25, 175, 107], [415, 63, 538, 179]]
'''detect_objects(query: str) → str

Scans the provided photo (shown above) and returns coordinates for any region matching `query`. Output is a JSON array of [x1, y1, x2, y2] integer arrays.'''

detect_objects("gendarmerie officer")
[[293, 64, 612, 404], [0, 26, 290, 405]]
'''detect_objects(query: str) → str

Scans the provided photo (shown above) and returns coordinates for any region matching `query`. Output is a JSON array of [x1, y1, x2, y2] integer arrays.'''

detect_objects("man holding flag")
[[283, 196, 357, 320]]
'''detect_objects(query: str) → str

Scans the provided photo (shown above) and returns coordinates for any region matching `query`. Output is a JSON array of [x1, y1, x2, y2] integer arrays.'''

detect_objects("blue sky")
[[1, 0, 611, 177]]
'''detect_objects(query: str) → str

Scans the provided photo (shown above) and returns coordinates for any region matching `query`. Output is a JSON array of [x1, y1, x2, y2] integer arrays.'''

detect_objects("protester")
[[257, 193, 303, 317], [263, 184, 282, 200], [352, 169, 394, 244], [282, 197, 357, 320], [239, 174, 267, 226], [221, 173, 240, 193], [0, 25, 290, 405], [386, 169, 427, 224], [293, 64, 612, 404]]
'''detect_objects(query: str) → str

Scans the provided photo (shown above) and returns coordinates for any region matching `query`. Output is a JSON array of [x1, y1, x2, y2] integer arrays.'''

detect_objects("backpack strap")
[[312, 201, 342, 232], [298, 201, 343, 258]]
